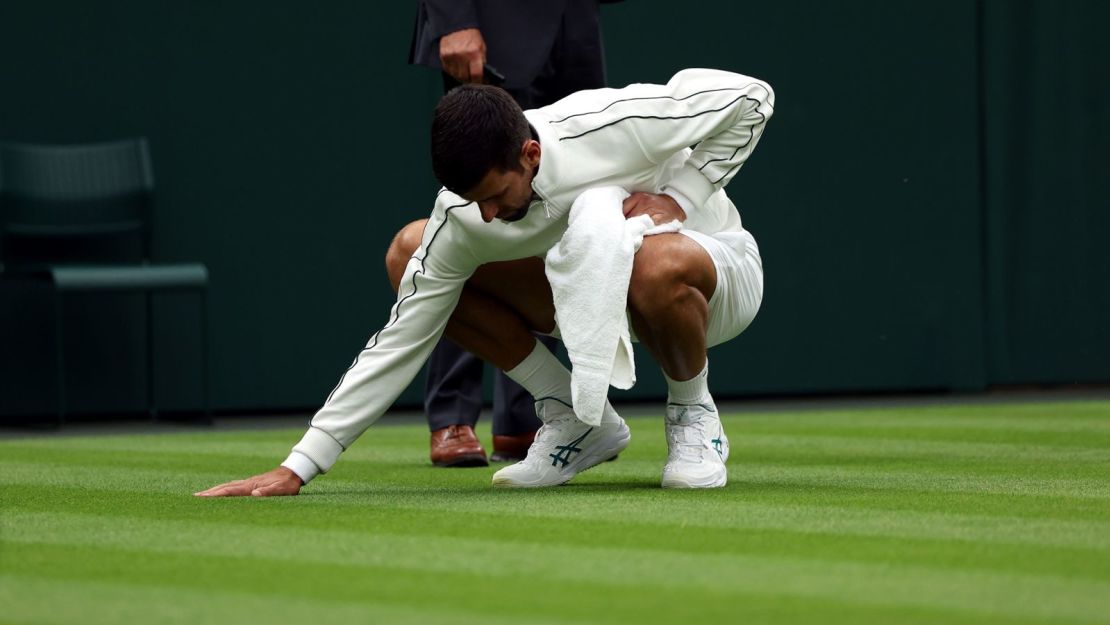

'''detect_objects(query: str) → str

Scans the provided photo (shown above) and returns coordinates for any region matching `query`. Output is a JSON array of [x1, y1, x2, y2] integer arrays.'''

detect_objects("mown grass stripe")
[[7, 441, 1106, 485], [735, 424, 1110, 449], [3, 511, 1109, 624], [728, 463, 1110, 498], [5, 456, 1109, 518], [6, 445, 1106, 499], [736, 401, 1110, 431], [736, 433, 1110, 463], [0, 574, 588, 625], [4, 459, 1110, 543], [7, 427, 1108, 467], [14, 480, 1109, 552], [2, 560, 1076, 625], [3, 489, 1106, 581]]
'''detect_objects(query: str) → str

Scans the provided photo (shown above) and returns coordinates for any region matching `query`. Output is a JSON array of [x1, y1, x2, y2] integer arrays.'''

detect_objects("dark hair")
[[431, 84, 530, 194]]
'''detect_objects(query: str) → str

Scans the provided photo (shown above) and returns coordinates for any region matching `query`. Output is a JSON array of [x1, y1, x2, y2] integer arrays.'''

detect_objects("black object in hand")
[[483, 63, 506, 86]]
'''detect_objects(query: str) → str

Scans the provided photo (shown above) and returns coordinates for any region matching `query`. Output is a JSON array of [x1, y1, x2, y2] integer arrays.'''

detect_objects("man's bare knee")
[[627, 234, 713, 317], [386, 219, 428, 292]]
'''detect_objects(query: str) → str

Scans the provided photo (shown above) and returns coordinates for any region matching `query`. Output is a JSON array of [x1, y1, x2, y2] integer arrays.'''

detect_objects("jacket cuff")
[[281, 451, 320, 485], [661, 163, 717, 218], [285, 426, 345, 481], [430, 20, 480, 41], [660, 187, 695, 221]]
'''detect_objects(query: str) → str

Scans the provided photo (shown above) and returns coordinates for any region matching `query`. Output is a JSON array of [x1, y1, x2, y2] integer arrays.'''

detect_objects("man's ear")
[[521, 139, 541, 168]]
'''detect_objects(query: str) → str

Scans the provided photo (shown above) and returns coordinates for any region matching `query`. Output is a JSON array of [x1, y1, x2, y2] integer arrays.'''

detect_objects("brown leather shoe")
[[490, 430, 538, 462], [430, 425, 489, 467]]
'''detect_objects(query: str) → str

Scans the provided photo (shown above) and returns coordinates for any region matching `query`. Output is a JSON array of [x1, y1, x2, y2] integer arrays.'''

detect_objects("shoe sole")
[[492, 423, 631, 488], [432, 453, 489, 468], [661, 466, 727, 489], [491, 452, 620, 464]]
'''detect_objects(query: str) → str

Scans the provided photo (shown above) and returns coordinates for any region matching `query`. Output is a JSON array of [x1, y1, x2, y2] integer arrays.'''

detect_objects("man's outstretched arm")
[[194, 201, 479, 497]]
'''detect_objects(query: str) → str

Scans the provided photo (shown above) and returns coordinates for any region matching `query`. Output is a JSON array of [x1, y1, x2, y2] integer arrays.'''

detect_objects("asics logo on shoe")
[[711, 435, 724, 459], [549, 428, 592, 467]]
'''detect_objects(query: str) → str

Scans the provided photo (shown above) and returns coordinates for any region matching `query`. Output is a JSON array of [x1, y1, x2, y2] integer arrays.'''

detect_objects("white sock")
[[504, 340, 573, 410], [664, 362, 713, 406]]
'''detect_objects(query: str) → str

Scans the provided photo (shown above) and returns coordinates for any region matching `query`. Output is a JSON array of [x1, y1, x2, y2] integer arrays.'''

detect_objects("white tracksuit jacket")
[[282, 68, 775, 483]]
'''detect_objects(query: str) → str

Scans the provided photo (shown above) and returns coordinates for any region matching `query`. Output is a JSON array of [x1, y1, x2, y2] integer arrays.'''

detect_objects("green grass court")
[[2, 400, 1109, 624]]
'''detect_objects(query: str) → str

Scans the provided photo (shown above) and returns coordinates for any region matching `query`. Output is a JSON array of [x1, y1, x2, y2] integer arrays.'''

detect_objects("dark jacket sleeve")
[[421, 0, 480, 40]]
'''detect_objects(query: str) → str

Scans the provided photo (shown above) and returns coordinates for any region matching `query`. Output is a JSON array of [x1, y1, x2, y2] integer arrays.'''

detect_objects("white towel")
[[544, 187, 682, 426]]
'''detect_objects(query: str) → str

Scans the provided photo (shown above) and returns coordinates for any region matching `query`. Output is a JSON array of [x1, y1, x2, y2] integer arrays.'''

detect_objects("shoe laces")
[[446, 424, 471, 439], [666, 408, 718, 463], [520, 411, 577, 467]]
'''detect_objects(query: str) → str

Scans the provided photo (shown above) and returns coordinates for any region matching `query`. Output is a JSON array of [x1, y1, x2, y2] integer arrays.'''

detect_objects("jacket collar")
[[525, 111, 561, 207]]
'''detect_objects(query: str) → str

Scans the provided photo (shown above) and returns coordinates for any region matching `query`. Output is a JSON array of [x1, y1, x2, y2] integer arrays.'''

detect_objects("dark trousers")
[[425, 336, 560, 435], [421, 116, 558, 433]]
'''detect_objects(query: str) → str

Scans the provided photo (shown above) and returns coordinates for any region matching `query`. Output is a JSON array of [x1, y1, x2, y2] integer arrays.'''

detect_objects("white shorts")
[[670, 228, 764, 347], [545, 228, 764, 347]]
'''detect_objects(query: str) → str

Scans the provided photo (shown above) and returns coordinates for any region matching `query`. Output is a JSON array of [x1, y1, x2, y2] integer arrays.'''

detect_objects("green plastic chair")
[[0, 138, 209, 424]]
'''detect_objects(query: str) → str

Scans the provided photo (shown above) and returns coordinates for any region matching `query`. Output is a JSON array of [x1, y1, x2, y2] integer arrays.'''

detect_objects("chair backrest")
[[0, 138, 154, 267]]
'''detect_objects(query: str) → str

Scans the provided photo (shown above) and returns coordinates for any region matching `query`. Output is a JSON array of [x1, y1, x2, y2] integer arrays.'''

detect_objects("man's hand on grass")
[[622, 192, 687, 225], [194, 467, 303, 498]]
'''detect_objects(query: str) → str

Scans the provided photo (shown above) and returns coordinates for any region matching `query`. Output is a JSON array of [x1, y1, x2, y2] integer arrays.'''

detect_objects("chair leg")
[[146, 292, 157, 422], [54, 291, 67, 427]]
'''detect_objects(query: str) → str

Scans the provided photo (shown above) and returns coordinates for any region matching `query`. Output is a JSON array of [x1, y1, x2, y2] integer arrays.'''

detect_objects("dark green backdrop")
[[2, 1, 1107, 417]]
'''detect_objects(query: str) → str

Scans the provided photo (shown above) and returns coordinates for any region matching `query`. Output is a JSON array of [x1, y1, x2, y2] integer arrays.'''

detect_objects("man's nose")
[[478, 202, 498, 223]]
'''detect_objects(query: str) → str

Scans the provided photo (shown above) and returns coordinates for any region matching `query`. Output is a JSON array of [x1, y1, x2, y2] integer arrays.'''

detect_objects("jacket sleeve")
[[281, 197, 479, 483], [421, 0, 480, 40], [555, 68, 775, 217]]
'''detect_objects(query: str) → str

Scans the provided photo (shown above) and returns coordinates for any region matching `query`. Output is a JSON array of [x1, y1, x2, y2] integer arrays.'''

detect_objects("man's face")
[[461, 140, 541, 223]]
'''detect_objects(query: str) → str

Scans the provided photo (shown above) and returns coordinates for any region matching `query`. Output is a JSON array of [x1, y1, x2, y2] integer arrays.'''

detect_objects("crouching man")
[[196, 68, 773, 496]]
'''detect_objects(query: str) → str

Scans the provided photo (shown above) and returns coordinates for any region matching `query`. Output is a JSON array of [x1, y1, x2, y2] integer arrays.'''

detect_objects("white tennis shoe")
[[661, 402, 730, 489], [491, 399, 630, 488]]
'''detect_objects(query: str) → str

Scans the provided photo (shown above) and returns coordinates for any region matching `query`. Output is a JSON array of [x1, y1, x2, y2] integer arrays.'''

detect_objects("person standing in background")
[[409, 0, 616, 467]]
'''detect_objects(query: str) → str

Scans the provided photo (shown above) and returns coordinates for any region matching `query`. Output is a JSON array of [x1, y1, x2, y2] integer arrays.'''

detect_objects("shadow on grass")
[[306, 479, 663, 498]]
